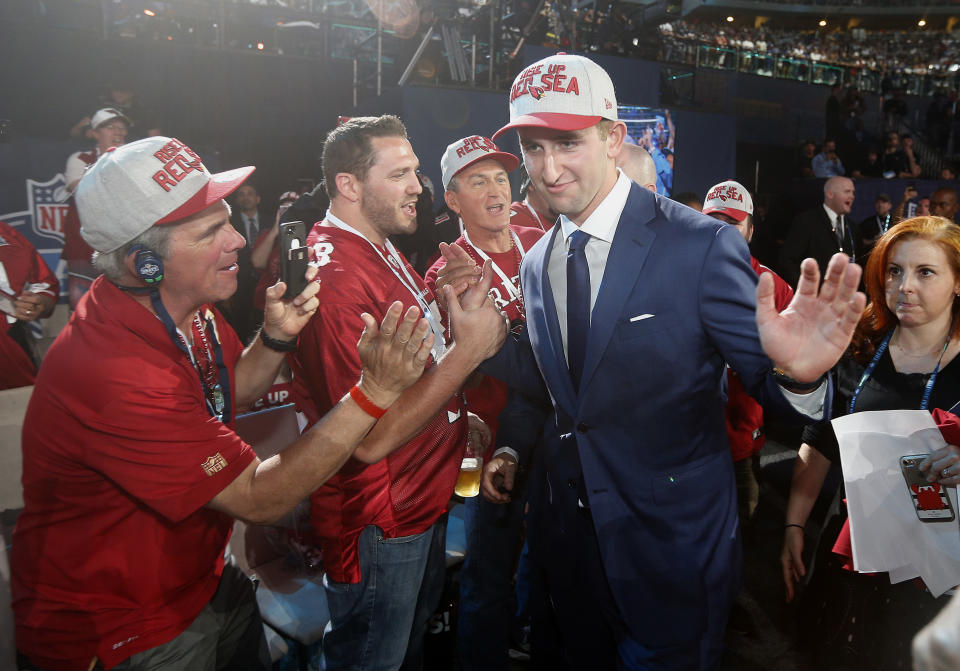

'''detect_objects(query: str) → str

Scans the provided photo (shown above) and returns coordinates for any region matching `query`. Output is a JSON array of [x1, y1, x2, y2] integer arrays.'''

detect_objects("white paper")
[[833, 409, 960, 597]]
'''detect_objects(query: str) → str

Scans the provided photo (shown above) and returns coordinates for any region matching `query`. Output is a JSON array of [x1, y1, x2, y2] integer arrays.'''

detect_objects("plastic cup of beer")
[[455, 436, 482, 498]]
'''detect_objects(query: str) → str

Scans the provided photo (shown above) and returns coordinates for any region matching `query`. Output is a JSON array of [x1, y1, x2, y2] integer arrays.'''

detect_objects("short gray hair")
[[92, 225, 174, 282], [446, 176, 460, 193]]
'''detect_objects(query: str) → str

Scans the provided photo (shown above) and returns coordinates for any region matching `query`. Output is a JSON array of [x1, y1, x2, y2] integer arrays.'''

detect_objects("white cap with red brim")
[[441, 135, 520, 190], [702, 180, 754, 223], [76, 136, 255, 253], [493, 53, 618, 140]]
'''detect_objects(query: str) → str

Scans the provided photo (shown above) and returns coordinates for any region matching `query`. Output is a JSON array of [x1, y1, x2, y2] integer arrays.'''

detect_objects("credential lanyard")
[[849, 329, 950, 414], [460, 227, 527, 305], [325, 211, 446, 359], [150, 289, 232, 424]]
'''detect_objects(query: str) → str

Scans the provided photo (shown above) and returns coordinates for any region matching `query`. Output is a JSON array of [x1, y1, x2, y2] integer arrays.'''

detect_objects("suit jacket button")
[[567, 479, 577, 489], [577, 422, 591, 433]]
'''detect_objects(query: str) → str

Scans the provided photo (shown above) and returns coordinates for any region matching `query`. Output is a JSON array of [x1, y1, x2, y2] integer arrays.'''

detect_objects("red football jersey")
[[291, 222, 467, 583], [725, 257, 794, 461], [424, 225, 544, 446], [509, 199, 554, 232]]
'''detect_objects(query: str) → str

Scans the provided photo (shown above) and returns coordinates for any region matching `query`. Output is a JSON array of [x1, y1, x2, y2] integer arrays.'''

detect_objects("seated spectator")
[[901, 134, 923, 179], [812, 138, 845, 178], [941, 164, 958, 181], [852, 146, 883, 179], [881, 131, 912, 179], [0, 220, 59, 390]]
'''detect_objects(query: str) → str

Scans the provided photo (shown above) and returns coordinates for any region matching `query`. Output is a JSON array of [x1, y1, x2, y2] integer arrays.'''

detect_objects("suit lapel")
[[579, 184, 658, 396]]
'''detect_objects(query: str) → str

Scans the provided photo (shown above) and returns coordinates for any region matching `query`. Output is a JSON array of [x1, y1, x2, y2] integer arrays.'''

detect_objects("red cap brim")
[[492, 113, 603, 140], [455, 151, 521, 181], [155, 166, 256, 225], [703, 205, 749, 222]]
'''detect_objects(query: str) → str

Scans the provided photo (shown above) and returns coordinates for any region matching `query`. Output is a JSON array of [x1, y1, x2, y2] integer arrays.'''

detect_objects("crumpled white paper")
[[833, 409, 960, 596]]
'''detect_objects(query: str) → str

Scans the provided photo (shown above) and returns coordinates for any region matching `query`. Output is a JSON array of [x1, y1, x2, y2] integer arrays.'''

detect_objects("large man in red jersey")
[[424, 136, 544, 670], [290, 116, 506, 670], [12, 136, 441, 671]]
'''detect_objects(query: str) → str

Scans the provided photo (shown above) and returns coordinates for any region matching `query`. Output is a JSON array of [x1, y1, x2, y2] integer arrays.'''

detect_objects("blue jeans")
[[320, 517, 447, 671], [457, 493, 527, 671]]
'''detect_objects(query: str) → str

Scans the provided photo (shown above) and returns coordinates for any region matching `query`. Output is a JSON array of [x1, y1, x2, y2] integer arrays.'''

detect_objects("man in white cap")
[[11, 136, 440, 671], [62, 107, 132, 308], [439, 53, 866, 669], [424, 135, 545, 671], [702, 180, 793, 528], [289, 116, 507, 671]]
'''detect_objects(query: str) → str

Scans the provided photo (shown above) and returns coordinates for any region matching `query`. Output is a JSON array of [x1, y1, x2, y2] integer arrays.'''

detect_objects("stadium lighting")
[[950, 64, 960, 72], [726, 16, 734, 22], [257, 42, 265, 50], [918, 19, 927, 27], [143, 9, 156, 17], [819, 19, 827, 27]]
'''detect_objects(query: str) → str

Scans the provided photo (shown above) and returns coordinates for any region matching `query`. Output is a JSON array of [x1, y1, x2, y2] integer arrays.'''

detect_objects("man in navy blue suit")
[[437, 53, 866, 670]]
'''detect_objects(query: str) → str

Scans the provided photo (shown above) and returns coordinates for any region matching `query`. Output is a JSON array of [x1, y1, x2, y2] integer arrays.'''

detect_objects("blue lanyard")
[[150, 289, 232, 424], [848, 329, 950, 414]]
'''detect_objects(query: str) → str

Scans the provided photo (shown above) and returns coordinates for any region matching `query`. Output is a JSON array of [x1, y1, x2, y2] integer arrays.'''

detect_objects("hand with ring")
[[919, 445, 960, 486]]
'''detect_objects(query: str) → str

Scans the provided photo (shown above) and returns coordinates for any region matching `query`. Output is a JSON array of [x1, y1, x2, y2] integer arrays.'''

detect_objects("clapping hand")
[[355, 301, 435, 408]]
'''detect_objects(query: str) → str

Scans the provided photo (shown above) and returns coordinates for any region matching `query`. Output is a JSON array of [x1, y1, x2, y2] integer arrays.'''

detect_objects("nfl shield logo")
[[201, 453, 228, 476], [28, 175, 69, 242]]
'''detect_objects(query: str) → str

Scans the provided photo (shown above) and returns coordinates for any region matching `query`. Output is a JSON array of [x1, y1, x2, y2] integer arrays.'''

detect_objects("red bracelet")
[[349, 385, 388, 419]]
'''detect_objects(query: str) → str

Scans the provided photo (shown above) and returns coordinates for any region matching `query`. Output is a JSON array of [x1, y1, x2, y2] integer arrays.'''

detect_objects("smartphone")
[[279, 221, 309, 299], [900, 454, 956, 522]]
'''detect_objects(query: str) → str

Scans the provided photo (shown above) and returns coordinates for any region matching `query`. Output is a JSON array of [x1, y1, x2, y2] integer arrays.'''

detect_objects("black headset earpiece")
[[129, 244, 164, 284]]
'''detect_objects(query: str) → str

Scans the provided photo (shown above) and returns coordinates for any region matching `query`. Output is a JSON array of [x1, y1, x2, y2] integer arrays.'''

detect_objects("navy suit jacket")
[[484, 183, 829, 648]]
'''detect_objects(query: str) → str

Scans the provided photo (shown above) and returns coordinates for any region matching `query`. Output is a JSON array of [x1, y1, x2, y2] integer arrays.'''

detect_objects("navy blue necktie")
[[567, 229, 591, 391]]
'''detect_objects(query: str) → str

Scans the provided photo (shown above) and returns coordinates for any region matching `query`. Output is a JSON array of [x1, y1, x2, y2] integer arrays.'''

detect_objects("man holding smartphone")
[[11, 136, 441, 671]]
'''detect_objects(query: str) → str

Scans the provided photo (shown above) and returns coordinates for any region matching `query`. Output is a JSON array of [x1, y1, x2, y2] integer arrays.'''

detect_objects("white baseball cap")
[[493, 53, 618, 140], [702, 180, 754, 223], [90, 107, 131, 129], [441, 135, 520, 190], [76, 136, 255, 253]]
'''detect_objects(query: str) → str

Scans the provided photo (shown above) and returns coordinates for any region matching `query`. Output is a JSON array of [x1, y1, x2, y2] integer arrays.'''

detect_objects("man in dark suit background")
[[779, 176, 857, 286], [439, 53, 866, 670], [224, 183, 263, 343]]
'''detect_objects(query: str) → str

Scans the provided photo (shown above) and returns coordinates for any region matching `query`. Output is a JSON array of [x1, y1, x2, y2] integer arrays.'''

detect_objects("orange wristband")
[[349, 385, 388, 419]]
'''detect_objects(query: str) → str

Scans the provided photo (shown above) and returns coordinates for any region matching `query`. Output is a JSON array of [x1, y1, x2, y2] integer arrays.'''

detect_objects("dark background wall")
[[0, 18, 938, 268]]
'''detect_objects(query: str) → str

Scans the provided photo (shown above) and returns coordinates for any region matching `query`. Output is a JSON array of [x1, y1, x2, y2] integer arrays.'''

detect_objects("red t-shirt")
[[290, 222, 467, 584], [11, 278, 254, 670], [423, 225, 544, 445], [725, 257, 794, 461], [509, 199, 554, 232], [0, 220, 60, 389]]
